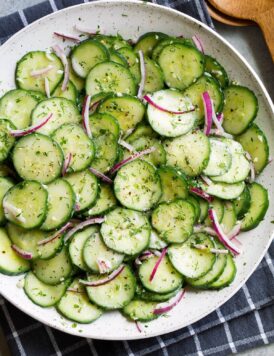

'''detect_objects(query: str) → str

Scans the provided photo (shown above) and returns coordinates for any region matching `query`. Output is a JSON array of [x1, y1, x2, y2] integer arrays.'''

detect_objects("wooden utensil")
[[206, 1, 254, 26], [208, 0, 274, 61]]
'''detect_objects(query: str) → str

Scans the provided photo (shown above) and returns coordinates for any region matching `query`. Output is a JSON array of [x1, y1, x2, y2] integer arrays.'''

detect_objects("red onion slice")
[[10, 113, 53, 137], [97, 259, 111, 274], [202, 91, 213, 136], [74, 24, 100, 35], [54, 32, 80, 42], [31, 65, 53, 77], [245, 152, 256, 182], [149, 247, 167, 282], [153, 289, 186, 315], [227, 223, 241, 240], [52, 44, 69, 91], [137, 50, 146, 99], [190, 187, 213, 202], [44, 77, 50, 98], [193, 244, 228, 254], [217, 112, 224, 124], [209, 129, 233, 139], [79, 264, 125, 287], [89, 167, 113, 184], [89, 100, 101, 114], [11, 245, 33, 260], [200, 174, 212, 186], [208, 208, 241, 255], [64, 217, 105, 243], [38, 222, 73, 246], [67, 288, 84, 293], [62, 153, 72, 176], [118, 139, 135, 152], [135, 321, 142, 333], [109, 147, 156, 175], [194, 224, 218, 237], [192, 35, 204, 53], [82, 95, 92, 138], [3, 202, 26, 223], [143, 95, 195, 115]]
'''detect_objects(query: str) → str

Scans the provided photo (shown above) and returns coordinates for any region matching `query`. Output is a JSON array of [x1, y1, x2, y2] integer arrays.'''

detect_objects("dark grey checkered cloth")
[[0, 1, 273, 355]]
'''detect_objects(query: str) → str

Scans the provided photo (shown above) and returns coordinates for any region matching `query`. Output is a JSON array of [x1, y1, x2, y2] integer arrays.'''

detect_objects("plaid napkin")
[[0, 1, 273, 355]]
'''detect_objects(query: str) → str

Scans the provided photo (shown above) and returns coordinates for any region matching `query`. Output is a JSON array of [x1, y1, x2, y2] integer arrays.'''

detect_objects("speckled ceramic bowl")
[[0, 0, 273, 340]]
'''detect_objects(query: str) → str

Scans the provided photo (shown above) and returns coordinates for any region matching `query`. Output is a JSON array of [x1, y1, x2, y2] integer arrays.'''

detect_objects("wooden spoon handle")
[[255, 7, 274, 62]]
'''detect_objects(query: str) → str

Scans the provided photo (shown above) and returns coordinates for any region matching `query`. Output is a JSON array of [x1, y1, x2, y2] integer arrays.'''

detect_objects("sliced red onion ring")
[[11, 245, 33, 260], [74, 24, 101, 35], [190, 187, 213, 202], [54, 32, 80, 42], [134, 257, 142, 266], [38, 222, 73, 246], [89, 167, 113, 184], [149, 247, 167, 282], [143, 95, 196, 115], [3, 202, 26, 223], [97, 259, 111, 274], [245, 152, 256, 183], [64, 217, 105, 243], [10, 113, 53, 137], [194, 224, 218, 237], [192, 35, 204, 53], [217, 112, 224, 124], [62, 153, 72, 176], [74, 203, 81, 211], [79, 264, 125, 287], [193, 244, 228, 254], [118, 139, 135, 152], [67, 288, 84, 293], [137, 50, 146, 99], [82, 95, 92, 138], [227, 223, 241, 240], [135, 321, 142, 333], [200, 174, 212, 186], [153, 289, 186, 315], [209, 129, 233, 139], [208, 208, 241, 255], [44, 77, 50, 98], [31, 65, 53, 77], [52, 44, 69, 91], [89, 100, 101, 114], [202, 91, 213, 136], [109, 147, 156, 175]]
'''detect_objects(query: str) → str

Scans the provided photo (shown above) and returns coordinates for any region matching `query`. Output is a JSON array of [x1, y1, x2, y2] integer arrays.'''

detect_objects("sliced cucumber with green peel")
[[122, 299, 158, 322], [152, 37, 193, 62], [143, 57, 164, 93], [57, 279, 103, 323], [12, 133, 63, 184], [118, 47, 140, 83], [24, 272, 68, 307], [0, 228, 30, 275], [168, 233, 216, 279], [52, 80, 78, 103], [89, 112, 120, 139], [236, 124, 269, 174], [208, 254, 236, 289], [151, 199, 195, 243], [164, 131, 210, 177], [127, 122, 158, 143], [204, 198, 224, 225], [205, 55, 229, 88], [157, 166, 188, 203], [158, 43, 204, 90], [203, 138, 232, 177], [71, 39, 109, 78], [109, 49, 128, 66], [3, 180, 48, 229], [197, 197, 209, 223], [134, 32, 168, 57], [114, 160, 162, 211], [86, 265, 136, 309], [200, 180, 245, 200], [148, 229, 167, 250], [136, 284, 179, 302], [0, 178, 14, 225], [83, 183, 117, 217], [241, 183, 269, 231], [52, 124, 95, 173], [101, 207, 150, 255], [68, 59, 85, 92], [221, 202, 237, 234], [92, 131, 118, 173], [187, 196, 201, 223], [146, 89, 197, 137], [234, 187, 251, 219], [222, 85, 258, 135], [15, 51, 63, 94], [28, 90, 46, 102]]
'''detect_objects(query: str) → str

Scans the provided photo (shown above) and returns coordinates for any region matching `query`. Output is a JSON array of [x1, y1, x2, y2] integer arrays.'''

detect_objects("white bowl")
[[0, 0, 273, 340]]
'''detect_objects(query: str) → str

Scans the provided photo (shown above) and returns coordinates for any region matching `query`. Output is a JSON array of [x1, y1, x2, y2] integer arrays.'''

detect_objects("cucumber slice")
[[0, 89, 38, 129], [101, 207, 151, 256], [127, 122, 158, 143], [236, 124, 269, 174], [211, 139, 250, 183], [138, 255, 183, 294], [0, 178, 14, 225], [221, 202, 237, 234], [148, 229, 167, 250], [86, 61, 136, 96], [32, 246, 72, 285], [200, 180, 245, 200], [111, 36, 131, 51], [152, 37, 193, 62], [83, 231, 124, 273], [98, 95, 145, 132], [234, 187, 251, 219], [57, 279, 103, 323], [12, 133, 63, 184], [143, 57, 164, 93], [41, 179, 75, 231], [222, 85, 258, 135], [52, 124, 95, 173], [83, 183, 117, 217], [197, 197, 209, 223], [68, 59, 85, 92], [52, 80, 78, 103], [208, 254, 236, 289], [134, 32, 168, 57], [157, 166, 188, 203], [168, 233, 216, 279], [0, 228, 30, 275], [71, 39, 109, 78], [136, 284, 179, 302], [86, 265, 136, 309], [241, 183, 269, 231], [204, 198, 224, 225], [151, 199, 195, 243], [204, 55, 229, 88], [187, 196, 201, 223], [3, 180, 48, 229], [28, 90, 46, 102], [91, 131, 118, 173], [203, 138, 232, 177], [89, 112, 120, 139], [31, 98, 81, 135], [15, 51, 63, 94], [164, 131, 210, 177], [24, 272, 68, 307], [7, 223, 63, 260], [0, 119, 16, 163], [117, 47, 140, 83], [109, 50, 128, 66], [114, 160, 162, 211], [146, 89, 197, 137], [64, 170, 98, 212], [69, 225, 98, 271], [183, 74, 224, 125], [158, 43, 204, 90], [122, 299, 158, 322]]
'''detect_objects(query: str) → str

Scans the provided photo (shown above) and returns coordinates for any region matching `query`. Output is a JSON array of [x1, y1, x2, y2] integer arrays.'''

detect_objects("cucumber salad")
[[0, 28, 270, 328]]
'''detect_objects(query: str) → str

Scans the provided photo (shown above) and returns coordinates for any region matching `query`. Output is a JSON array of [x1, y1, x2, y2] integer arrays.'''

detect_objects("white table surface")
[[0, 1, 273, 355]]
